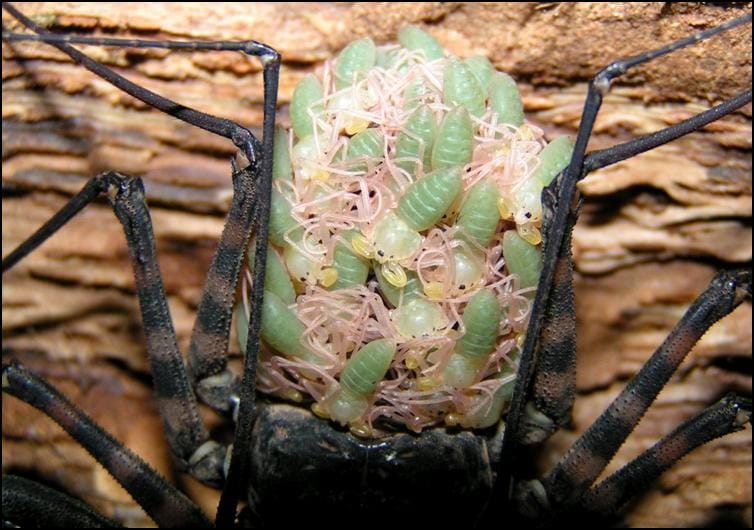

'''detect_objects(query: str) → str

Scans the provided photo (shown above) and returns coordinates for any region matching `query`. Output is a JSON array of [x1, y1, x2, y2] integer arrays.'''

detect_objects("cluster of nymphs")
[[236, 26, 573, 437]]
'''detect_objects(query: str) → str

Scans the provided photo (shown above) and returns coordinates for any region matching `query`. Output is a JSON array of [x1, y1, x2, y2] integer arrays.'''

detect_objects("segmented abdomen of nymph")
[[236, 27, 574, 438]]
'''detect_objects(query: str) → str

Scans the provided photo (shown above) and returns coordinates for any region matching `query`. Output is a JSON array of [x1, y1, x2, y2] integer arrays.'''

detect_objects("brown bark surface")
[[2, 3, 751, 527]]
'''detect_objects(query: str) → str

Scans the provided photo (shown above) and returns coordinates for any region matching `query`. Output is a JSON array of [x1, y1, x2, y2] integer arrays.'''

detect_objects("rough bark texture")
[[2, 3, 751, 527]]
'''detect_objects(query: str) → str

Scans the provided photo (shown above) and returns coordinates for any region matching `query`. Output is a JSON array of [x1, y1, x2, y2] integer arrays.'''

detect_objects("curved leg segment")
[[541, 269, 751, 509], [2, 2, 280, 415], [3, 172, 227, 485], [4, 9, 283, 520], [2, 362, 211, 528], [508, 9, 753, 450], [582, 394, 752, 518], [2, 474, 121, 528], [2, 2, 272, 163], [499, 11, 752, 518]]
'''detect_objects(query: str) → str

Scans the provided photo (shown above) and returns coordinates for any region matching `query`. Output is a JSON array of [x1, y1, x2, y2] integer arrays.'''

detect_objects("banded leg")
[[215, 56, 280, 527], [518, 204, 577, 444], [2, 361, 211, 528], [2, 1, 281, 415], [4, 6, 283, 513], [187, 160, 258, 412], [581, 394, 752, 519], [501, 10, 752, 472], [2, 171, 225, 486], [529, 268, 751, 513], [5, 5, 283, 523], [515, 85, 752, 446]]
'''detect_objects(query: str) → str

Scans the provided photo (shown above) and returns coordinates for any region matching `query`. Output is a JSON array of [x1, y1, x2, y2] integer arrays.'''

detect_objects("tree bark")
[[2, 3, 751, 527]]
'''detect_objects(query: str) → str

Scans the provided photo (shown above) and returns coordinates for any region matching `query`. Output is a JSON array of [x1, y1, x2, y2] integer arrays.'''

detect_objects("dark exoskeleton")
[[2, 4, 751, 528]]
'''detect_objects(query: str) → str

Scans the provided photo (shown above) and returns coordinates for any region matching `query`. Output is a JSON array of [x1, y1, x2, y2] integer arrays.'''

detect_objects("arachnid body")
[[2, 3, 751, 528]]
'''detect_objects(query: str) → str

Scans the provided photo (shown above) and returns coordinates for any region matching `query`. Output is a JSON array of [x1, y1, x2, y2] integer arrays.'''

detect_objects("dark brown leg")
[[504, 9, 752, 453], [2, 172, 226, 485], [534, 269, 750, 512], [2, 361, 211, 527], [514, 86, 752, 446], [2, 2, 279, 414], [3, 474, 121, 528], [4, 9, 283, 518], [581, 394, 752, 518], [498, 10, 752, 515]]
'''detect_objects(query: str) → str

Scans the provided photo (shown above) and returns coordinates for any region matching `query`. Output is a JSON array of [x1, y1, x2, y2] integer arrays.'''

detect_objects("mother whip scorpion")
[[2, 3, 751, 528]]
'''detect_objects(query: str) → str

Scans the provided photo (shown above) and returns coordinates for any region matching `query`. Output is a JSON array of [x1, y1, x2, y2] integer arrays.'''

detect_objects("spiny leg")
[[214, 55, 280, 528], [2, 361, 211, 528], [2, 3, 280, 413], [2, 171, 226, 486], [515, 87, 753, 446], [3, 474, 121, 528], [531, 268, 751, 513], [499, 9, 752, 504], [4, 5, 283, 512], [4, 6, 280, 523], [581, 394, 752, 519], [522, 77, 751, 446], [187, 159, 258, 412]]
